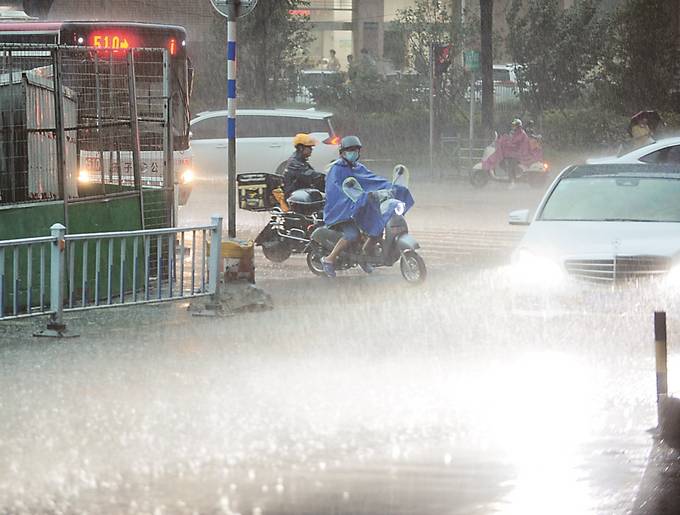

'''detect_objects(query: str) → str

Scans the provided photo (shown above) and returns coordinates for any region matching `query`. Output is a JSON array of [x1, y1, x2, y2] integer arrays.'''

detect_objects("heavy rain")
[[1, 1, 680, 514]]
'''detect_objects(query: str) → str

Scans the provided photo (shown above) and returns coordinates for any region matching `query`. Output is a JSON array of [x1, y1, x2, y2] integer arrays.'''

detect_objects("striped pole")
[[227, 4, 237, 238]]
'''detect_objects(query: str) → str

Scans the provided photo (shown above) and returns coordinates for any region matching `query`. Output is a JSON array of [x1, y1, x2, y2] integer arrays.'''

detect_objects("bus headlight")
[[78, 169, 90, 183], [181, 169, 194, 184]]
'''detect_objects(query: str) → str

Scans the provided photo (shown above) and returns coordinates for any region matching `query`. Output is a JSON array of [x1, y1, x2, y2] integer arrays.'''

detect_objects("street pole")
[[227, 3, 237, 239], [469, 71, 475, 163], [429, 43, 435, 179]]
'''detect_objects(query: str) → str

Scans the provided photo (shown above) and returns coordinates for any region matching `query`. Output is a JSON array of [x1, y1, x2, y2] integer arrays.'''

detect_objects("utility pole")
[[479, 0, 493, 136]]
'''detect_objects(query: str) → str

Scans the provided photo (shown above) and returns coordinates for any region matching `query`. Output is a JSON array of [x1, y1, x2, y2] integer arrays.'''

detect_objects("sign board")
[[463, 50, 480, 72], [210, 0, 257, 19]]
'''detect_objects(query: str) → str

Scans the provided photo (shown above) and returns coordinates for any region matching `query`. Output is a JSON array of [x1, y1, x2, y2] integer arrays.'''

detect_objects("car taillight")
[[323, 135, 340, 145]]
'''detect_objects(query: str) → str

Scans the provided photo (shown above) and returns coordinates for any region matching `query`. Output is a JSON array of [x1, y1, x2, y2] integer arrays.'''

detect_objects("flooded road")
[[0, 174, 672, 514]]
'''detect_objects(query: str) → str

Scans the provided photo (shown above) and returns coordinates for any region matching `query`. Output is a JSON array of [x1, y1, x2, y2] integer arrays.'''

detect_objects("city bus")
[[0, 19, 194, 238]]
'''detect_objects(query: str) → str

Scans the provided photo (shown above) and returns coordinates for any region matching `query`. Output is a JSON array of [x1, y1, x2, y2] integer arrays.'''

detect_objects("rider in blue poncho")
[[320, 135, 414, 278]]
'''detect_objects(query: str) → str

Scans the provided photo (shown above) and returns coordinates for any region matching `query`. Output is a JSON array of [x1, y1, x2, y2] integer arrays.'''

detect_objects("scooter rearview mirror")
[[392, 164, 410, 188]]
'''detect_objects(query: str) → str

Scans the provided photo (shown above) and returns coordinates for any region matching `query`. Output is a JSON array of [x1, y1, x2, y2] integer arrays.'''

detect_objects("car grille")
[[564, 255, 671, 282]]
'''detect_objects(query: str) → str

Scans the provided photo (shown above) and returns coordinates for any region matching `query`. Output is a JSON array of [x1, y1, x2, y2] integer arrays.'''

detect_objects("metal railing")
[[0, 216, 223, 329]]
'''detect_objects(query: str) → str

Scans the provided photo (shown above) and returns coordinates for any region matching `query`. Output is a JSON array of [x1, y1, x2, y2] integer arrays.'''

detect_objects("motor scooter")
[[254, 188, 325, 263], [305, 165, 426, 283], [469, 132, 549, 188]]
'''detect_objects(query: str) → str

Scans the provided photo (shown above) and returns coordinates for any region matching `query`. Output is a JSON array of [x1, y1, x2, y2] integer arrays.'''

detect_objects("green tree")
[[506, 0, 603, 116], [596, 0, 678, 113], [238, 0, 314, 106]]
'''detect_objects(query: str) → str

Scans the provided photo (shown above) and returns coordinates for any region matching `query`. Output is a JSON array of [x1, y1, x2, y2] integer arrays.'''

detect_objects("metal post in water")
[[655, 311, 668, 427], [34, 224, 78, 338]]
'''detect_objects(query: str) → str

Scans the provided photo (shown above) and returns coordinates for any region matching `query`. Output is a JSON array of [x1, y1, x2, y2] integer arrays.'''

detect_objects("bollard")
[[655, 311, 668, 428], [34, 223, 78, 338]]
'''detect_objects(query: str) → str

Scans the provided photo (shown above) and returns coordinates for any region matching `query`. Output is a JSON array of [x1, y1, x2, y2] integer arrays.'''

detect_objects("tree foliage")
[[595, 0, 678, 113], [238, 0, 313, 106], [506, 0, 603, 115]]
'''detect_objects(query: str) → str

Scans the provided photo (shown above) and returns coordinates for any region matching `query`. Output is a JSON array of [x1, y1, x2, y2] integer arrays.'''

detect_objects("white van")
[[189, 108, 340, 179]]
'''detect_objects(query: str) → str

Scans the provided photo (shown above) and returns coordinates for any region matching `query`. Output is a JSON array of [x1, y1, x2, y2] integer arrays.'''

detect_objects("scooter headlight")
[[394, 201, 406, 216]]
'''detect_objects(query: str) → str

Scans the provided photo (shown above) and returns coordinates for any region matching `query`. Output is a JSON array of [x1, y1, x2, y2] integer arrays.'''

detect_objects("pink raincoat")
[[482, 128, 543, 171]]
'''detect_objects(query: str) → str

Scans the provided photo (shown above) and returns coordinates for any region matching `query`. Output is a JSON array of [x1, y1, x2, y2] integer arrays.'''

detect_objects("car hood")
[[519, 220, 680, 261]]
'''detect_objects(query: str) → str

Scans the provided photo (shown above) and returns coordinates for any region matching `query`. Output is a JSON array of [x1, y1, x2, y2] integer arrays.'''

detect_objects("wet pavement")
[[1, 174, 678, 514]]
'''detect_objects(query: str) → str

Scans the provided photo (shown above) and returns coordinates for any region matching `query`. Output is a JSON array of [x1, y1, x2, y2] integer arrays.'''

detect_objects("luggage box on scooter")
[[237, 172, 283, 211], [287, 188, 325, 215]]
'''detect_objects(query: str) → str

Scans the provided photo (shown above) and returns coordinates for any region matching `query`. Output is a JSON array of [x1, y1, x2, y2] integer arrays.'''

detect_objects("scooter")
[[305, 165, 427, 283], [254, 188, 325, 263], [469, 132, 549, 189]]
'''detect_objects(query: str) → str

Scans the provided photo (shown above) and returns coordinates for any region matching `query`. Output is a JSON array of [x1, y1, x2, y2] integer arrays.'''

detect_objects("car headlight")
[[78, 169, 90, 183], [512, 248, 564, 286], [664, 263, 680, 286], [181, 169, 194, 184]]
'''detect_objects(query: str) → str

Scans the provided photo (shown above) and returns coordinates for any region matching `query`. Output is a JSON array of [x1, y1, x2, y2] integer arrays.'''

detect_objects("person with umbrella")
[[624, 110, 662, 153]]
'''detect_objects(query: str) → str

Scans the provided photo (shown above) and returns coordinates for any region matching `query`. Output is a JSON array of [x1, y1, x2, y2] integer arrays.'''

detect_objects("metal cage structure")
[[0, 44, 175, 240]]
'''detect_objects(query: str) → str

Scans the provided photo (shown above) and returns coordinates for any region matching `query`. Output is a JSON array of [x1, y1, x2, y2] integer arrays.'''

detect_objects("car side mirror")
[[508, 209, 531, 226]]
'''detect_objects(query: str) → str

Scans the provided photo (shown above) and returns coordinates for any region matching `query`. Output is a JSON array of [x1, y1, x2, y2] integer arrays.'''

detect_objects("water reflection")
[[0, 269, 660, 514]]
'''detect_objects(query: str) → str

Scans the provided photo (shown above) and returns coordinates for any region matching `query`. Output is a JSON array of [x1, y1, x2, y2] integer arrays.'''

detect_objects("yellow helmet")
[[293, 133, 318, 147]]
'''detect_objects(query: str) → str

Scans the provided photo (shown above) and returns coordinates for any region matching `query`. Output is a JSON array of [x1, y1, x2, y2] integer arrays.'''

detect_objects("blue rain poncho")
[[323, 159, 414, 237]]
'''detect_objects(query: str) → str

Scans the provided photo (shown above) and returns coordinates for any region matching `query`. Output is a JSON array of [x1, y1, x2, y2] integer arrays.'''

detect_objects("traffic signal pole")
[[227, 3, 237, 238]]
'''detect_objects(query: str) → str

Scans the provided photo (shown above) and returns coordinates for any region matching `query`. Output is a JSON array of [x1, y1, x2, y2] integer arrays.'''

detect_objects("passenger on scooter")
[[482, 118, 539, 187], [283, 133, 326, 197], [320, 135, 414, 278]]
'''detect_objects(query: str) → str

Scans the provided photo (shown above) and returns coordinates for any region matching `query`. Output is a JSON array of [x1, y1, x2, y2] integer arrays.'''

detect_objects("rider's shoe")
[[321, 257, 336, 278]]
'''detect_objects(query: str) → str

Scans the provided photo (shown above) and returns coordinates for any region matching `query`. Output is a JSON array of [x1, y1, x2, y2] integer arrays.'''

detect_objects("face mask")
[[344, 150, 359, 163]]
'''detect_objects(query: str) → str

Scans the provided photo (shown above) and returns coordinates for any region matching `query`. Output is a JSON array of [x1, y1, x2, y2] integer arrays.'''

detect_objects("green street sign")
[[464, 50, 480, 72]]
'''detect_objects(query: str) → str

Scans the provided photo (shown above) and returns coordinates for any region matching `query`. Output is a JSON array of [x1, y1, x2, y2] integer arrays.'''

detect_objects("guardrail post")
[[34, 223, 78, 338], [209, 215, 223, 298], [190, 215, 225, 317]]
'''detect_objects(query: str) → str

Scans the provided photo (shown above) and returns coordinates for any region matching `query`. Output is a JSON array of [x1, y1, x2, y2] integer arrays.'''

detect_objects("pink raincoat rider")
[[482, 120, 542, 171]]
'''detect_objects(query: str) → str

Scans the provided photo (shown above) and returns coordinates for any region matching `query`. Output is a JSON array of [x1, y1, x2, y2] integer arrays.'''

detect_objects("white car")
[[509, 163, 680, 286], [466, 64, 520, 105], [189, 109, 340, 178], [586, 137, 680, 165]]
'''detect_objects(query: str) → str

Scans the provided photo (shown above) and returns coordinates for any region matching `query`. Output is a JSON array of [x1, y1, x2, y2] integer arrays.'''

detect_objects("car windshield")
[[539, 176, 680, 222]]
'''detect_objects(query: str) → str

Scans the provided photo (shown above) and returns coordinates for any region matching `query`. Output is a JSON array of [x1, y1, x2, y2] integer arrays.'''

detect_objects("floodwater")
[[0, 176, 673, 514]]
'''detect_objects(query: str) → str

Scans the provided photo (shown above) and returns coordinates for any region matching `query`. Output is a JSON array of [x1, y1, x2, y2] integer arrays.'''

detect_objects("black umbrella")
[[628, 110, 662, 135]]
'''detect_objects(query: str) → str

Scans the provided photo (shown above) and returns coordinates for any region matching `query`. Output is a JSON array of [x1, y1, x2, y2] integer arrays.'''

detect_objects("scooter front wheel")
[[400, 250, 427, 284], [306, 247, 327, 276], [470, 169, 490, 188]]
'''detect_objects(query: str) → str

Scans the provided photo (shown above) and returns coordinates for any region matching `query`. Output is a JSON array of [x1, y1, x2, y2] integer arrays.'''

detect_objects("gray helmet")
[[340, 135, 362, 151]]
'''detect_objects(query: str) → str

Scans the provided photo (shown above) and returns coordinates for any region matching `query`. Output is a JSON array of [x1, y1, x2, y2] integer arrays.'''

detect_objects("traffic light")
[[434, 44, 452, 76]]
